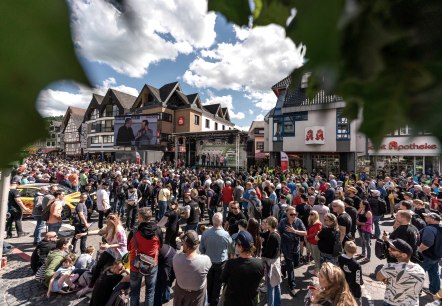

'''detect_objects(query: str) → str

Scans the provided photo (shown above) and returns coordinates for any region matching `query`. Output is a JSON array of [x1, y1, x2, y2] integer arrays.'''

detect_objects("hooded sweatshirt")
[[31, 239, 56, 273], [128, 221, 163, 272]]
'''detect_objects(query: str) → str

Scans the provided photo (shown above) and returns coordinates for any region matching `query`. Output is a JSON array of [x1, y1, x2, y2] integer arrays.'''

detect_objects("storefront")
[[366, 137, 441, 176]]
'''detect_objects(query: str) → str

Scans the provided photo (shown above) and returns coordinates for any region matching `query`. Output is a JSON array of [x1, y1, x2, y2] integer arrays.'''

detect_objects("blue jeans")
[[283, 252, 299, 290], [33, 216, 45, 243], [360, 230, 371, 258], [372, 215, 381, 238], [116, 198, 125, 216], [421, 256, 440, 294], [158, 200, 168, 220], [185, 223, 198, 231], [130, 265, 158, 306], [47, 223, 61, 234], [266, 274, 281, 306]]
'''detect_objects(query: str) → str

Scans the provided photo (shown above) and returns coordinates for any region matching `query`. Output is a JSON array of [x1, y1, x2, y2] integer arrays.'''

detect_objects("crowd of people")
[[6, 155, 442, 306]]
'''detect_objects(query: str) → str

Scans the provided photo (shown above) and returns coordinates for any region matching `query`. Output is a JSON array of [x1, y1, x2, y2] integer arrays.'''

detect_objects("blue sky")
[[37, 0, 304, 130]]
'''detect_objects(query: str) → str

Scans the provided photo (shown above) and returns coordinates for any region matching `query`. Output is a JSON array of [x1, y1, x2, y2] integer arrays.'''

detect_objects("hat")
[[226, 181, 231, 185], [388, 239, 413, 256], [300, 194, 308, 201], [233, 231, 254, 249], [423, 212, 442, 221], [370, 190, 381, 197], [347, 187, 357, 193], [180, 230, 199, 246]]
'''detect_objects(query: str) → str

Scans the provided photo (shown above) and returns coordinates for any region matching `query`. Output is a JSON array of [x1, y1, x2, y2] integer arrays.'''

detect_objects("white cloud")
[[69, 0, 216, 77], [203, 92, 245, 120], [235, 125, 249, 131], [37, 78, 139, 117], [244, 91, 277, 111], [183, 24, 304, 92], [248, 109, 254, 115], [255, 114, 264, 121]]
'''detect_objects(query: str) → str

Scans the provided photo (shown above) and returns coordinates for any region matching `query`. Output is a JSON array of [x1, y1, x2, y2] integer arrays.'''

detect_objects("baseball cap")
[[423, 212, 442, 221], [180, 230, 199, 246], [387, 239, 413, 256], [233, 231, 254, 249], [347, 187, 357, 193]]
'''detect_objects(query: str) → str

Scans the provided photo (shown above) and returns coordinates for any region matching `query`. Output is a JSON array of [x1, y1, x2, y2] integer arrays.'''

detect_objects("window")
[[51, 134, 55, 139], [254, 128, 264, 135], [103, 104, 119, 117], [91, 136, 100, 144], [102, 120, 113, 132], [49, 126, 54, 131], [222, 125, 225, 130], [46, 142, 51, 147], [336, 109, 350, 140], [215, 122, 218, 130], [256, 142, 264, 150], [194, 115, 200, 125], [205, 119, 210, 128], [90, 109, 99, 120], [158, 112, 172, 122], [102, 135, 114, 143], [51, 142, 55, 146]]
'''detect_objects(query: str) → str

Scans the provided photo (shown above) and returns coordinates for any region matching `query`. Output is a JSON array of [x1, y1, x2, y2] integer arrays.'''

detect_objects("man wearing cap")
[[221, 231, 265, 306], [368, 189, 386, 239], [200, 213, 232, 306], [377, 239, 425, 306], [96, 182, 110, 229], [5, 180, 31, 239], [173, 230, 211, 306], [418, 212, 442, 295], [347, 186, 361, 210]]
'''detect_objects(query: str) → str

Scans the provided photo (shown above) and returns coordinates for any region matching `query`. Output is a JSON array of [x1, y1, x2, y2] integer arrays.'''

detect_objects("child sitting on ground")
[[47, 256, 79, 297], [338, 241, 363, 303], [74, 246, 96, 269]]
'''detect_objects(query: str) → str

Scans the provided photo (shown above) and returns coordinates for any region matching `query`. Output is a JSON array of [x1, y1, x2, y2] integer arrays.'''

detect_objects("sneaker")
[[76, 286, 93, 297], [290, 288, 299, 296]]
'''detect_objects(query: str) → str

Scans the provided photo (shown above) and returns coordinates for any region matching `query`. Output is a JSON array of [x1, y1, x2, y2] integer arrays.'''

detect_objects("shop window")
[[194, 115, 200, 125], [205, 119, 210, 128], [336, 109, 350, 140]]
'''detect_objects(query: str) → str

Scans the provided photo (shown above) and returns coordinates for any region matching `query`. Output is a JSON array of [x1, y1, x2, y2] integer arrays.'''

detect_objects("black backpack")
[[378, 199, 387, 215], [42, 199, 55, 221], [411, 214, 426, 231], [332, 229, 342, 257]]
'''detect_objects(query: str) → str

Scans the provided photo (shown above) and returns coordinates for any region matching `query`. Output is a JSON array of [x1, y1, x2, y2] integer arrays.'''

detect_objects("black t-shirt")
[[222, 257, 265, 306], [317, 227, 337, 254], [338, 212, 352, 237], [185, 200, 200, 225], [296, 203, 312, 228], [261, 198, 272, 219], [261, 231, 281, 259], [90, 270, 125, 306], [8, 189, 20, 211], [388, 224, 419, 261], [350, 195, 362, 210], [338, 255, 362, 298], [164, 210, 179, 232], [226, 211, 246, 236], [345, 206, 358, 234]]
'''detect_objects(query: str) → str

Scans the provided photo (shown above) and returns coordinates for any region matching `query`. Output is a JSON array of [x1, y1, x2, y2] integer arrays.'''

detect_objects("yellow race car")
[[17, 183, 81, 219]]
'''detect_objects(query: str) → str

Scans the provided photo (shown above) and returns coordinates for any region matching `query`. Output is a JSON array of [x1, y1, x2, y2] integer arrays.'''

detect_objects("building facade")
[[247, 121, 267, 167], [61, 107, 86, 157], [45, 120, 63, 151]]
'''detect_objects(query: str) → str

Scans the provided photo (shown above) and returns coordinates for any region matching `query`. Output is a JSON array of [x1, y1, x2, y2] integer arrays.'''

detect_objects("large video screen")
[[114, 115, 158, 147]]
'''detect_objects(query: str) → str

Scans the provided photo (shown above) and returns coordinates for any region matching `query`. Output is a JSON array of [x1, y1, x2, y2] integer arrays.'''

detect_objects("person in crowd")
[[367, 189, 385, 239], [260, 216, 282, 306], [157, 181, 170, 221], [221, 180, 234, 220], [346, 186, 362, 210], [221, 231, 265, 306], [6, 180, 31, 239], [199, 212, 232, 306], [31, 231, 57, 274], [46, 256, 78, 297], [356, 200, 373, 261], [154, 243, 176, 306], [182, 191, 200, 231], [306, 210, 322, 275], [343, 197, 358, 240], [417, 212, 442, 296], [247, 218, 262, 257], [44, 238, 71, 288], [76, 214, 127, 297], [96, 182, 111, 229], [310, 262, 358, 306], [338, 241, 363, 303], [71, 193, 91, 254], [383, 210, 419, 263], [316, 213, 340, 264], [32, 186, 48, 245], [127, 207, 162, 306], [377, 239, 425, 306], [313, 196, 329, 224], [224, 201, 247, 236], [332, 200, 353, 246], [324, 183, 335, 206], [74, 245, 95, 270], [261, 191, 273, 220], [125, 184, 142, 230], [164, 200, 180, 249], [277, 206, 306, 296], [46, 190, 65, 234], [83, 184, 95, 222], [173, 230, 212, 306]]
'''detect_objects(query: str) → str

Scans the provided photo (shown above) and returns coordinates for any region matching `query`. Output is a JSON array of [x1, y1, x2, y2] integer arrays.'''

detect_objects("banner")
[[305, 126, 325, 144], [114, 115, 158, 147], [280, 151, 289, 171]]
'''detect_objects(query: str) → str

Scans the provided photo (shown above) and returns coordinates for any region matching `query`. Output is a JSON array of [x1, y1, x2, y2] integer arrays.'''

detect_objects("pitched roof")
[[271, 76, 291, 90], [146, 85, 161, 102], [159, 82, 179, 102], [203, 103, 221, 115], [92, 94, 104, 105], [62, 106, 86, 132], [186, 93, 198, 104], [175, 91, 190, 104], [110, 89, 137, 110], [284, 88, 342, 107]]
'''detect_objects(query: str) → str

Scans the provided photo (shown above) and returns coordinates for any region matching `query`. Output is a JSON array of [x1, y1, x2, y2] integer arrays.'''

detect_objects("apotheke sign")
[[368, 137, 440, 155]]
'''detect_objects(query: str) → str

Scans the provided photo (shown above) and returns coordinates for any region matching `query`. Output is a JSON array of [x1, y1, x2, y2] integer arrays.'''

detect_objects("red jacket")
[[221, 186, 234, 204], [128, 223, 162, 272]]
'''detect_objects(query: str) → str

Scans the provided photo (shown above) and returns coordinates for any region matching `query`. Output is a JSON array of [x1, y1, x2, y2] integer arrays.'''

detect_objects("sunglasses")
[[289, 213, 296, 217]]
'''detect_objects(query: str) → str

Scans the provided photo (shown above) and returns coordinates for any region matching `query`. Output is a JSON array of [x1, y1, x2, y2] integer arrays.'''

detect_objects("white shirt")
[[96, 188, 110, 211]]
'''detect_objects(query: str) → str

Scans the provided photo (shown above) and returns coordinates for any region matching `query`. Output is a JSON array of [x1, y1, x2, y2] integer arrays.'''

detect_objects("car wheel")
[[61, 205, 71, 220]]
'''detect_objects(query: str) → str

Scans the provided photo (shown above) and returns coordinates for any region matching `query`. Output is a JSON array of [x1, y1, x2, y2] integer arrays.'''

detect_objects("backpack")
[[332, 229, 342, 257], [378, 199, 387, 215], [411, 214, 426, 231], [250, 198, 262, 220], [33, 194, 44, 215], [375, 239, 387, 259], [42, 199, 55, 221]]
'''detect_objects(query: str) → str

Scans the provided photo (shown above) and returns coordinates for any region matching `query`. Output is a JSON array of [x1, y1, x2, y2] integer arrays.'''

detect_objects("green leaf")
[[208, 0, 251, 27], [0, 1, 90, 167], [253, 0, 294, 28]]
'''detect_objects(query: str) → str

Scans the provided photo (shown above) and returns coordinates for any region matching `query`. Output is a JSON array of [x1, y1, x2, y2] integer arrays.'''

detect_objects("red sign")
[[368, 141, 437, 151], [177, 116, 185, 126]]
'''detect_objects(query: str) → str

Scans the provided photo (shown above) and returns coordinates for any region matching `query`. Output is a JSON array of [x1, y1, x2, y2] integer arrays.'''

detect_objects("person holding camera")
[[125, 185, 142, 230]]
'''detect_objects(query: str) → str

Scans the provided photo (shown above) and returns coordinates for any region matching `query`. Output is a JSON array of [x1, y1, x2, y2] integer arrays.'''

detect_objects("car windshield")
[[55, 184, 75, 194]]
